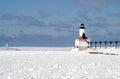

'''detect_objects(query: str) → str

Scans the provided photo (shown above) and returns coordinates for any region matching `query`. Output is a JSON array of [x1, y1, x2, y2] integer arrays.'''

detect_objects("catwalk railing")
[[88, 41, 120, 49]]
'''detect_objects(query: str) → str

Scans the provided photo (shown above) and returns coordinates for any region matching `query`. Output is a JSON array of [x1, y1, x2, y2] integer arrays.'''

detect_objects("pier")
[[88, 41, 120, 49]]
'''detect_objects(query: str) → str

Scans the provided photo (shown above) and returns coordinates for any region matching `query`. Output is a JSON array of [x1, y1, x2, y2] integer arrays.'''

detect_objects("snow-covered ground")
[[0, 47, 120, 79]]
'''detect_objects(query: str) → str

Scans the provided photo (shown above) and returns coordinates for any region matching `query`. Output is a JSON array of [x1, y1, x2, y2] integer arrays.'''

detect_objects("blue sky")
[[0, 0, 120, 46]]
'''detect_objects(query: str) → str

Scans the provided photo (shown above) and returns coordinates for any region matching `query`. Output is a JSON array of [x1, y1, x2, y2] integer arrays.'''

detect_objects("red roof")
[[76, 36, 88, 40], [76, 36, 83, 40]]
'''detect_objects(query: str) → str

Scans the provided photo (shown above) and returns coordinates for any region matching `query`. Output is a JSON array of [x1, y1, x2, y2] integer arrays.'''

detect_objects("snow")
[[0, 47, 120, 79]]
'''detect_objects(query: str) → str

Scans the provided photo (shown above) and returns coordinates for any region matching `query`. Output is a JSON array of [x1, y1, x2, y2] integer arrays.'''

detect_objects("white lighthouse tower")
[[73, 23, 90, 51], [79, 23, 85, 37]]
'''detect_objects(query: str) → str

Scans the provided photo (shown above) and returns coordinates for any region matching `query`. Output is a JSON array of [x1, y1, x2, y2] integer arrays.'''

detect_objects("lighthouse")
[[73, 23, 90, 51], [79, 23, 85, 37]]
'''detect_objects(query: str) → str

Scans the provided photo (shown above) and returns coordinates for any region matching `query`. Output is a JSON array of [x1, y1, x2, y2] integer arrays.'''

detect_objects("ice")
[[0, 47, 119, 79]]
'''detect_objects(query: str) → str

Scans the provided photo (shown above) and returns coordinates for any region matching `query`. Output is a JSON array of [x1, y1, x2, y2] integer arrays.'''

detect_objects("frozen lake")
[[0, 47, 120, 79]]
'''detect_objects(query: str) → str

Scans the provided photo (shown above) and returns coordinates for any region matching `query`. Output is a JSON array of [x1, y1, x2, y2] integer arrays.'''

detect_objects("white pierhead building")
[[74, 23, 90, 50]]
